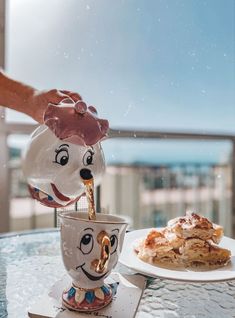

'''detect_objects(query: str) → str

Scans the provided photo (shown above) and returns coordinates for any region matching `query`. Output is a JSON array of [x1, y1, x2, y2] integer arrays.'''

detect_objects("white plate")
[[119, 228, 235, 282]]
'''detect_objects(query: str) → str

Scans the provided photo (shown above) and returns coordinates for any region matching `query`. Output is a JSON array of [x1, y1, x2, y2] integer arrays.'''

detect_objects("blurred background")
[[0, 0, 234, 236]]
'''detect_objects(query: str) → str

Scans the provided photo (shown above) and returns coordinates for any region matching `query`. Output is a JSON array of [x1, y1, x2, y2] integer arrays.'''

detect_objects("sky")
[[4, 0, 235, 164]]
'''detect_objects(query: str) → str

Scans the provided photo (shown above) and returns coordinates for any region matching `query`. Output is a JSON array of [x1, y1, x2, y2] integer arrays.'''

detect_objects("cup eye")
[[80, 233, 94, 254], [110, 234, 118, 254]]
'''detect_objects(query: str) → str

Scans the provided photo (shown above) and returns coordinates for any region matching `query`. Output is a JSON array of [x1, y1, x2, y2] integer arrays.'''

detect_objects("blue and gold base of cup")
[[62, 282, 118, 312]]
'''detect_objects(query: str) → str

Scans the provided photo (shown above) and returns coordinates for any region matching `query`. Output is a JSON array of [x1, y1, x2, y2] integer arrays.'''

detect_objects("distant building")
[[101, 164, 232, 236]]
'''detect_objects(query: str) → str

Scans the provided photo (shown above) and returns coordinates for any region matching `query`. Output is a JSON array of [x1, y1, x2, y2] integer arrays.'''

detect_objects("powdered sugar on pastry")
[[167, 211, 224, 243]]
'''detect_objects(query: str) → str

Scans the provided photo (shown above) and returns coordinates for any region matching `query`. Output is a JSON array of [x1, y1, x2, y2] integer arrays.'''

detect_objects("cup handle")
[[94, 231, 111, 274]]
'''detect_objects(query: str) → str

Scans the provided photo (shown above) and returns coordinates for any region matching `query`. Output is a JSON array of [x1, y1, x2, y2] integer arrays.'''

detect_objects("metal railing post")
[[0, 0, 9, 233], [231, 140, 235, 237], [0, 0, 5, 68]]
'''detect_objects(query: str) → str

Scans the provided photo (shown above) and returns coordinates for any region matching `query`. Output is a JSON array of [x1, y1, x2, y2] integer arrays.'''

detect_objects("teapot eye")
[[83, 150, 94, 166], [54, 148, 69, 166], [80, 233, 94, 254]]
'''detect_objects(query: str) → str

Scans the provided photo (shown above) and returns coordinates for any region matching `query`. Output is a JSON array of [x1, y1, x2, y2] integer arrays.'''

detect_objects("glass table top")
[[0, 230, 234, 318]]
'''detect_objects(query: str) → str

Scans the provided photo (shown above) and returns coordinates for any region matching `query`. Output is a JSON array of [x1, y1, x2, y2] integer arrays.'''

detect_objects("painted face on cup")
[[59, 212, 128, 290], [22, 125, 105, 207]]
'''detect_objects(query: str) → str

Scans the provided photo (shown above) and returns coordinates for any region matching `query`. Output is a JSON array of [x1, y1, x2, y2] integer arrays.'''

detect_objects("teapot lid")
[[44, 100, 109, 146]]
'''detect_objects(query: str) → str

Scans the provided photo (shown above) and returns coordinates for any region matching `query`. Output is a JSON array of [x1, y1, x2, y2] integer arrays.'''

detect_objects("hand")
[[29, 89, 82, 123]]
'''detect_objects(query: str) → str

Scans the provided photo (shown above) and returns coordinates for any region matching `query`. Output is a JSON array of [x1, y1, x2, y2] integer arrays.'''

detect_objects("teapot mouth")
[[28, 184, 83, 208], [51, 183, 71, 202]]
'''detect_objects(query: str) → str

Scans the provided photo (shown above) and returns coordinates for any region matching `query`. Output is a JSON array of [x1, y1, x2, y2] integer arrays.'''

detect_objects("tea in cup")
[[59, 211, 128, 311]]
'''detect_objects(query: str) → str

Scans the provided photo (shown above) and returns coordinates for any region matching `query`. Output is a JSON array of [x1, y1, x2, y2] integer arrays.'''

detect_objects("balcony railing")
[[0, 121, 235, 237]]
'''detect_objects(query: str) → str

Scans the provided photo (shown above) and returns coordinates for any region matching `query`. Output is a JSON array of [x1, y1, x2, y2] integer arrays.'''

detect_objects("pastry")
[[167, 212, 223, 243], [135, 212, 231, 270]]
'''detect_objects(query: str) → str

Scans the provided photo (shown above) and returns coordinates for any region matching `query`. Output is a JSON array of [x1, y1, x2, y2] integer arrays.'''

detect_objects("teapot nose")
[[80, 168, 93, 180]]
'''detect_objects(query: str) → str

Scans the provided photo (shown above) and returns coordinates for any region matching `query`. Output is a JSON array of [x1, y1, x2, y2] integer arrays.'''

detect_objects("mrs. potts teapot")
[[22, 100, 109, 208]]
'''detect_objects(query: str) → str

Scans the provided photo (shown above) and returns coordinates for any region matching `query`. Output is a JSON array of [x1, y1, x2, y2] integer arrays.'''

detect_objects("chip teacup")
[[59, 211, 128, 311]]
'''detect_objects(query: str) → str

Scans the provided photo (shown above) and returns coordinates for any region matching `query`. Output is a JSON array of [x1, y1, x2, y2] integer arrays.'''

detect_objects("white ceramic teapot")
[[22, 100, 109, 208]]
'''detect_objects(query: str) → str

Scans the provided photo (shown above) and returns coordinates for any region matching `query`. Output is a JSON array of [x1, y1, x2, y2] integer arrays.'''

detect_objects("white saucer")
[[119, 228, 235, 282]]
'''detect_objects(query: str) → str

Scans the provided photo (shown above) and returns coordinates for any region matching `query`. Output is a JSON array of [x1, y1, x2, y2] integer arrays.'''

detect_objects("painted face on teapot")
[[23, 125, 105, 207], [22, 101, 109, 207]]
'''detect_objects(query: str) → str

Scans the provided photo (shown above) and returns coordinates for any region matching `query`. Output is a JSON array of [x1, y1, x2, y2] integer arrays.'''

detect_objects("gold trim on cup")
[[58, 211, 127, 225]]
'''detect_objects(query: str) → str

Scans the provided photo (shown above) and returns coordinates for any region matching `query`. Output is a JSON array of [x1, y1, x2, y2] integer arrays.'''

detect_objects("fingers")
[[46, 89, 82, 105], [60, 90, 82, 102], [45, 89, 67, 104]]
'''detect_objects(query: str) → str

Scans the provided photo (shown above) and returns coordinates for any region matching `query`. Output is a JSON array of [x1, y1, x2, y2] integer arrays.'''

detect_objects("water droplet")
[[63, 52, 69, 59], [86, 5, 90, 10], [123, 103, 133, 117], [189, 51, 196, 57]]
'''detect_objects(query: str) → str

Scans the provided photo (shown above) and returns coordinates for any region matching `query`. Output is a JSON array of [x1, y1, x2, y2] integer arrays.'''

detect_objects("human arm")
[[0, 71, 81, 123]]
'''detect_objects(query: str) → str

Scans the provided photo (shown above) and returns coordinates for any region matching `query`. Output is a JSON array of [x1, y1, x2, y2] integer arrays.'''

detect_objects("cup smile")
[[76, 263, 108, 281]]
